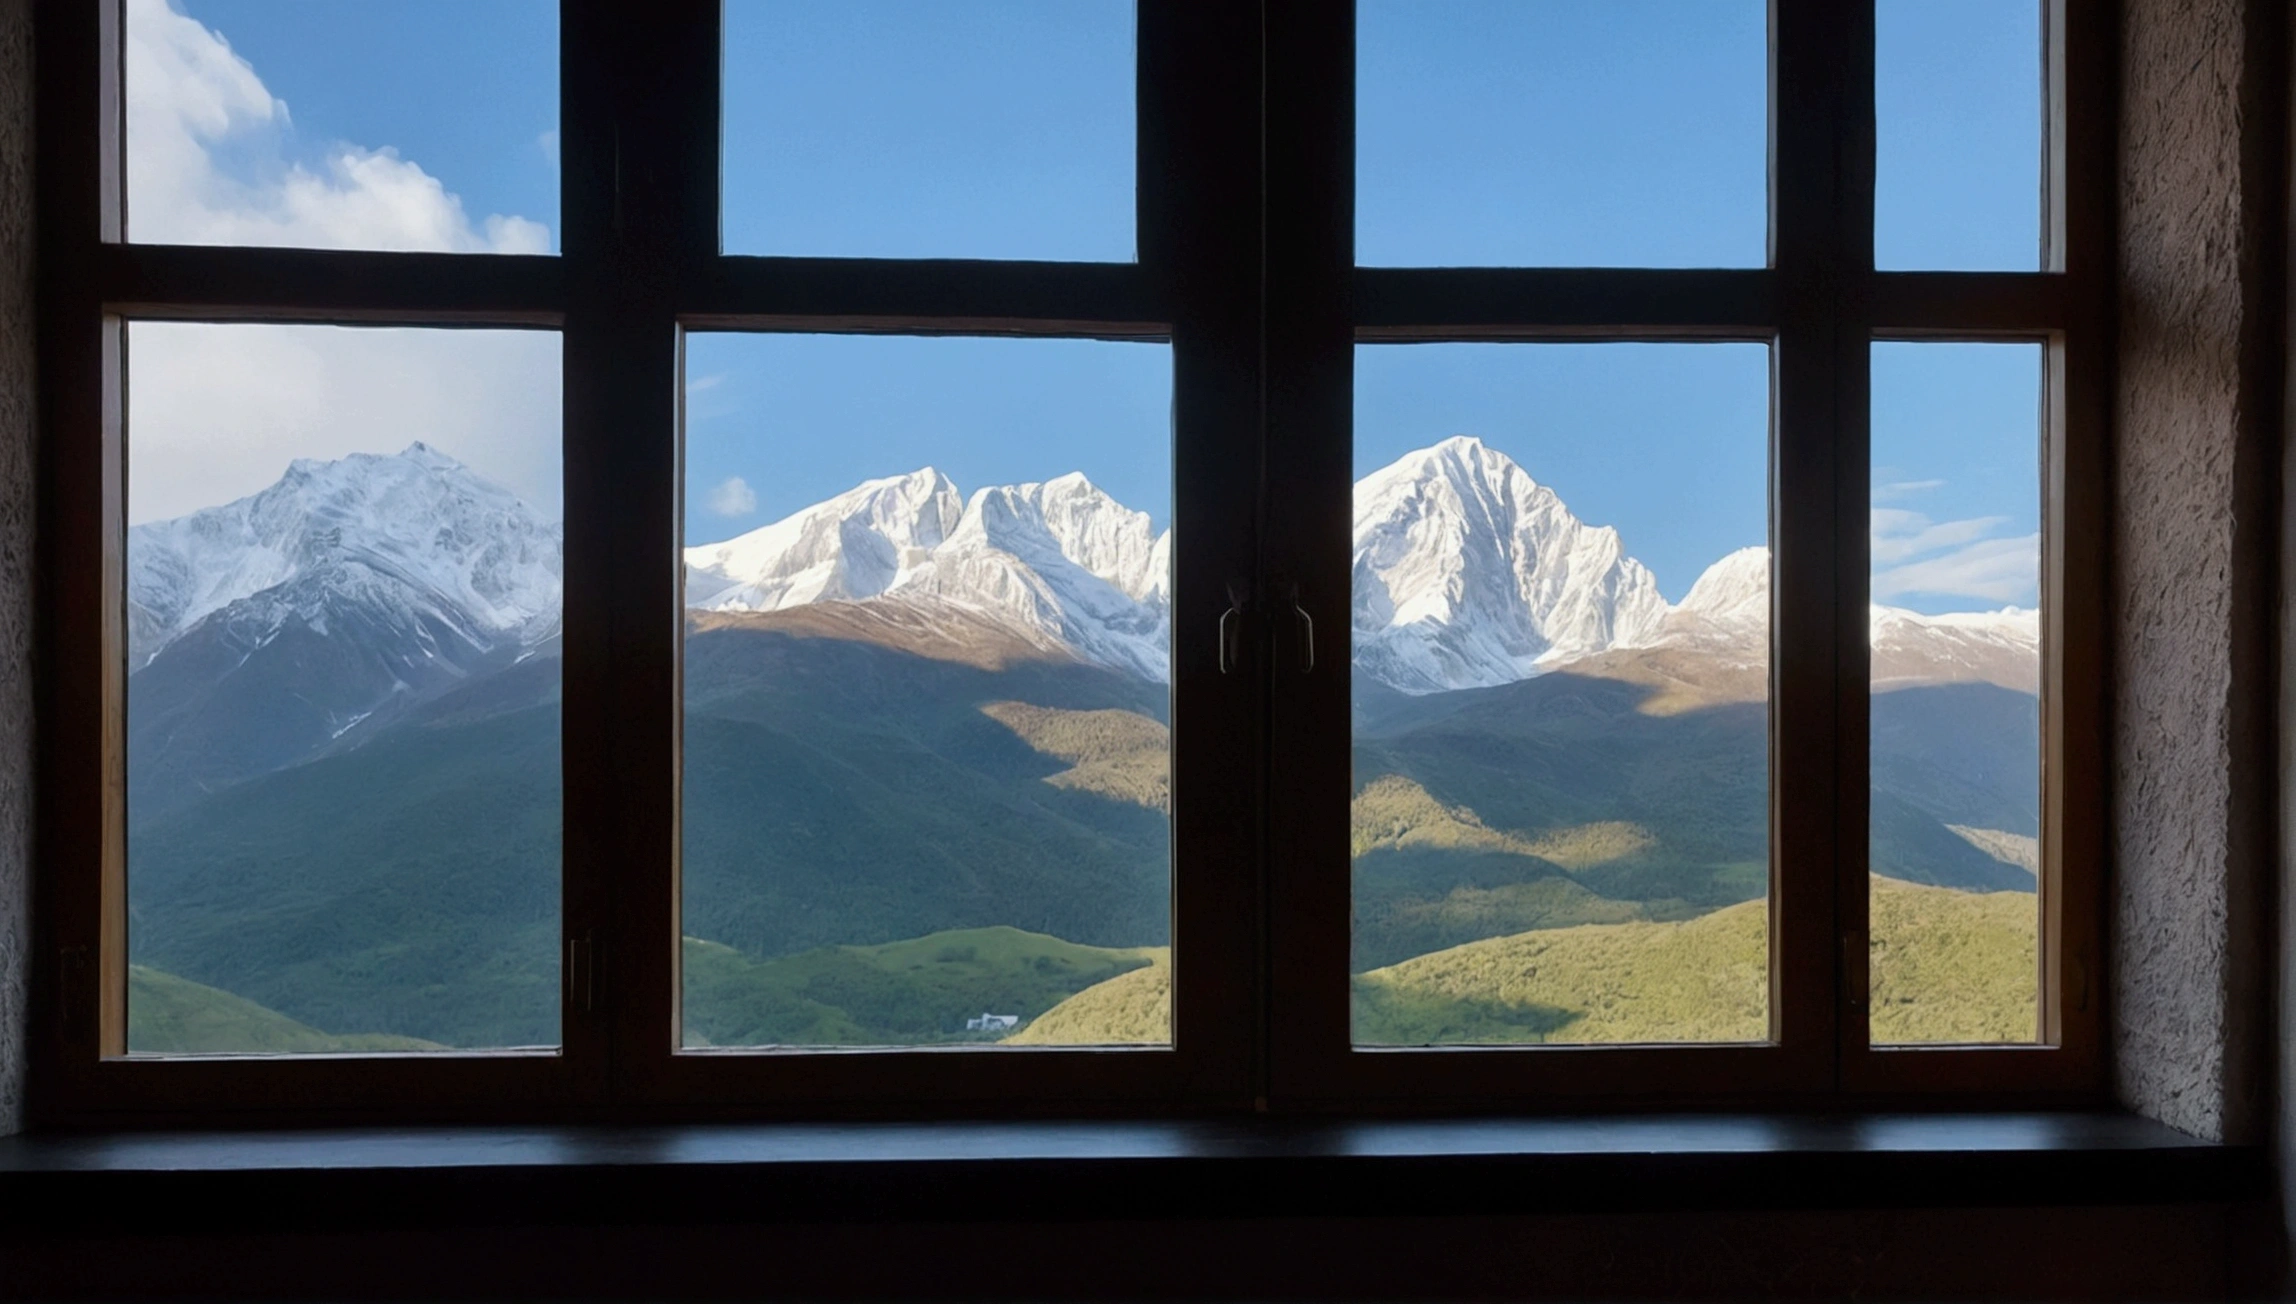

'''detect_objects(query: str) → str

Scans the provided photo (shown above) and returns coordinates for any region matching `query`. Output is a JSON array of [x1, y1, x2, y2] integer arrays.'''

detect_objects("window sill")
[[0, 1111, 2260, 1234]]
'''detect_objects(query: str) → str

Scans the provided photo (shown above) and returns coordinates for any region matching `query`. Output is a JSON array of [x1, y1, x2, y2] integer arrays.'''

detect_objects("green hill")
[[1004, 950, 1170, 1045], [683, 926, 1160, 1047], [124, 614, 2037, 1052], [1026, 878, 2039, 1047], [128, 965, 443, 1054], [127, 621, 1173, 1049]]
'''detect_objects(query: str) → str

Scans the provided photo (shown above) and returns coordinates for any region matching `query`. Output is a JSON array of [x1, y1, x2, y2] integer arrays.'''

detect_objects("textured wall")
[[0, 0, 31, 1137], [2115, 0, 2280, 1143]]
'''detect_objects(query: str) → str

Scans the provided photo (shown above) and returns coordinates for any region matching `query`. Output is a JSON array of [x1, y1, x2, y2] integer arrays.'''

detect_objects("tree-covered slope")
[[684, 926, 1158, 1047]]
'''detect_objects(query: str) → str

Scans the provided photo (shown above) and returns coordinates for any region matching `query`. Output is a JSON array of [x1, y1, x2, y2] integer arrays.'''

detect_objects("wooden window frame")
[[27, 0, 2110, 1127]]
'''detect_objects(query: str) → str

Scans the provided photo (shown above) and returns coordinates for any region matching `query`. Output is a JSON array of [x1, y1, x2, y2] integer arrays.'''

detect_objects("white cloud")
[[127, 0, 550, 253], [128, 323, 564, 524], [1874, 533, 2040, 604], [1869, 509, 2009, 566], [685, 373, 727, 395], [1874, 478, 1947, 502], [1866, 474, 2038, 606], [538, 129, 560, 170], [706, 477, 758, 518], [119, 3, 563, 524]]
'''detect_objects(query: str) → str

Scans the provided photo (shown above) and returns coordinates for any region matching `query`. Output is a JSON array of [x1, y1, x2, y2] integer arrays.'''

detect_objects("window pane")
[[1869, 342, 2042, 1045], [1351, 343, 1771, 1046], [1875, 0, 2044, 270], [126, 323, 564, 1054], [721, 1, 1135, 261], [680, 334, 1172, 1049], [1356, 0, 1767, 269], [125, 0, 558, 253]]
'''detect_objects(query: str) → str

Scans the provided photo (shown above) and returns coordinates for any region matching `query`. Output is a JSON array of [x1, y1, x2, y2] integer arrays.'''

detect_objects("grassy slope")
[[1028, 877, 2039, 1047], [127, 965, 443, 1054], [683, 926, 1159, 1047], [1005, 950, 1170, 1045], [1350, 774, 1647, 969]]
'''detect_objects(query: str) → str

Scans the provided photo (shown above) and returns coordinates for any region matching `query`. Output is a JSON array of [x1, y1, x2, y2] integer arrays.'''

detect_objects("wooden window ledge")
[[0, 1112, 2260, 1233]]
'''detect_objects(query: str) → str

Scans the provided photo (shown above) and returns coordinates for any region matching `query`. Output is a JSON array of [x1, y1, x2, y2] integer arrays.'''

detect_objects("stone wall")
[[0, 0, 33, 1138], [2115, 0, 2282, 1145]]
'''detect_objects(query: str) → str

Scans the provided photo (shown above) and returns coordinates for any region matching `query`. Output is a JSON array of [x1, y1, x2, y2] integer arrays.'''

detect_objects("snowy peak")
[[1644, 545, 2040, 693], [1352, 435, 1670, 694], [1673, 546, 1770, 634], [686, 469, 1172, 681], [128, 442, 562, 664], [683, 468, 963, 612], [951, 474, 1168, 604]]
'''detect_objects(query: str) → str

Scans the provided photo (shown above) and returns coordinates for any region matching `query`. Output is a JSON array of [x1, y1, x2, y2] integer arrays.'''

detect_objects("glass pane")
[[1356, 0, 1767, 269], [125, 0, 558, 252], [1875, 0, 2044, 270], [680, 334, 1172, 1048], [126, 323, 564, 1054], [1351, 343, 1771, 1046], [721, 0, 1135, 261], [1869, 342, 2042, 1045]]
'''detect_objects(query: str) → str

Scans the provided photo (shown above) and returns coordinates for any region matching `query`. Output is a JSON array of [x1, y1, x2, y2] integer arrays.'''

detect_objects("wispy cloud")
[[1870, 508, 2009, 566], [685, 373, 727, 395], [1865, 476, 2038, 607], [706, 476, 758, 518], [1874, 533, 2039, 604], [1874, 477, 1947, 502], [537, 129, 559, 170]]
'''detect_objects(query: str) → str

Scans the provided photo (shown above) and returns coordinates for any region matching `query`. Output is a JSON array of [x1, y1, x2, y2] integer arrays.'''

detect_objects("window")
[[32, 1, 2107, 1122]]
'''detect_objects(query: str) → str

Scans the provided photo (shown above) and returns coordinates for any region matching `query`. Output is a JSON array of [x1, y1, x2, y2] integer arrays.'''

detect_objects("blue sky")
[[134, 0, 2041, 612]]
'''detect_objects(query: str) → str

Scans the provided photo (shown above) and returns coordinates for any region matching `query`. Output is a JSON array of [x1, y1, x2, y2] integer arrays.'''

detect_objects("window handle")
[[1292, 597, 1315, 674], [1219, 580, 1254, 674]]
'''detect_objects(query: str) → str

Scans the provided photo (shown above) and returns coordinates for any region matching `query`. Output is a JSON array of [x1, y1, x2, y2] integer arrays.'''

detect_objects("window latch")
[[1288, 587, 1315, 675], [1219, 580, 1251, 674], [567, 933, 595, 1015]]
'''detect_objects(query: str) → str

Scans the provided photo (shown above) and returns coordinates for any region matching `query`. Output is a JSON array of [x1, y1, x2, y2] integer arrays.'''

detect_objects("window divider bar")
[[679, 258, 1163, 334], [1354, 266, 1775, 338], [1869, 272, 2070, 335], [92, 245, 565, 325]]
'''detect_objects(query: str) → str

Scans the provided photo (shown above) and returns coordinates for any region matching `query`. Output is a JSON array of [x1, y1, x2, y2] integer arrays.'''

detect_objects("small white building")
[[966, 1013, 1021, 1032]]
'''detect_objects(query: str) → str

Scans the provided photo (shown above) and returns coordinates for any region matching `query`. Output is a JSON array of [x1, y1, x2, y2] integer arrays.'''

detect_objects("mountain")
[[1353, 436, 1670, 694], [127, 444, 562, 814], [1620, 544, 2040, 695], [687, 471, 1171, 680], [119, 437, 2044, 1051]]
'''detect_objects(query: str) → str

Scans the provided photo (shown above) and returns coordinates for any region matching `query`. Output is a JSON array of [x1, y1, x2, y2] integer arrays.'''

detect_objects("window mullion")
[[1770, 0, 1873, 1083], [560, 0, 719, 1107], [1258, 0, 1359, 1109]]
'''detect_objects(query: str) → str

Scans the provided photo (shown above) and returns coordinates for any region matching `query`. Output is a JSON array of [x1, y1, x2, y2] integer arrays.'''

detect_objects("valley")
[[121, 438, 2042, 1052]]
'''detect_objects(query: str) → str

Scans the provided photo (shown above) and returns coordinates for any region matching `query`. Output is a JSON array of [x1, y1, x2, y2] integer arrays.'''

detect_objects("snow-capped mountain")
[[126, 444, 563, 814], [683, 469, 964, 613], [1352, 436, 1671, 694], [1648, 545, 2040, 694], [687, 471, 1171, 681], [130, 442, 562, 667]]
